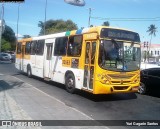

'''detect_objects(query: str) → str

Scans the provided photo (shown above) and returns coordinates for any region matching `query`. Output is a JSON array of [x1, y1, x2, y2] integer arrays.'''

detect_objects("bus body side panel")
[[23, 59, 30, 73], [51, 61, 84, 90], [15, 56, 21, 70], [30, 55, 44, 78]]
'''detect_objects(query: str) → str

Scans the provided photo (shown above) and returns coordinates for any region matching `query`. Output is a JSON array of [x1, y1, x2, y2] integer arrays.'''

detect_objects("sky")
[[1, 0, 160, 43]]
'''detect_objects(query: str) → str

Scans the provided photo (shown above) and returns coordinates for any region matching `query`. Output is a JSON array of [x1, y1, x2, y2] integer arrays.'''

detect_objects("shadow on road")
[[0, 61, 12, 64], [76, 91, 137, 102], [18, 72, 66, 90], [0, 80, 24, 91], [146, 92, 160, 98], [13, 72, 138, 102]]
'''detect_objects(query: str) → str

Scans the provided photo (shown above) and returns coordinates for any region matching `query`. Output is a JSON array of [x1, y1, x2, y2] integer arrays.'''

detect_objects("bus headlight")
[[100, 74, 111, 84]]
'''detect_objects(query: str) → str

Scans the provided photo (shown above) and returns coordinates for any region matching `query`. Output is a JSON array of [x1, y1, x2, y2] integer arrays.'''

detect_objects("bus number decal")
[[62, 60, 71, 66]]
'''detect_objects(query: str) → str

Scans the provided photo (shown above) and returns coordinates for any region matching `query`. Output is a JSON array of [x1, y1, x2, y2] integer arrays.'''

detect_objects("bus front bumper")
[[93, 81, 140, 94]]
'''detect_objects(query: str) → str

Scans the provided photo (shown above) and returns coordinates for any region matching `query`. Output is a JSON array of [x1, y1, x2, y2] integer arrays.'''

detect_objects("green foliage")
[[1, 25, 16, 51], [22, 35, 31, 39], [102, 21, 110, 26], [147, 24, 157, 36], [1, 38, 11, 52], [146, 24, 158, 52], [38, 19, 78, 35], [2, 25, 16, 43]]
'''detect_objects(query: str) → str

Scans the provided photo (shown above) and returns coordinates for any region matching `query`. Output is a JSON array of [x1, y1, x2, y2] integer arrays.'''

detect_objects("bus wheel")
[[65, 73, 76, 94], [138, 82, 146, 95], [27, 66, 32, 78]]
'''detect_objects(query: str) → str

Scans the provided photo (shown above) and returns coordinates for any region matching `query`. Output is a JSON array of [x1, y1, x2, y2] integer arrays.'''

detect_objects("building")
[[141, 43, 160, 63]]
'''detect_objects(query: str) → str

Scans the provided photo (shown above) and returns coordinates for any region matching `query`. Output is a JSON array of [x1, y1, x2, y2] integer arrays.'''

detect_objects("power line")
[[91, 16, 160, 21]]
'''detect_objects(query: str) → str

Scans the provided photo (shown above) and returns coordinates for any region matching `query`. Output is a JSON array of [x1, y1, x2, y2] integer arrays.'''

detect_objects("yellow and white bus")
[[15, 26, 141, 94]]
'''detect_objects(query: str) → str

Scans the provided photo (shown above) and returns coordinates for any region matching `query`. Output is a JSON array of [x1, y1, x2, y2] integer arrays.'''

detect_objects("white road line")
[[12, 76, 110, 129], [0, 73, 4, 76]]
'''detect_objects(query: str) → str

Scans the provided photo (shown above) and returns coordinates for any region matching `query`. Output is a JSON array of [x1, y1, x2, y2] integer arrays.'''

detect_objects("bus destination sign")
[[101, 28, 140, 42]]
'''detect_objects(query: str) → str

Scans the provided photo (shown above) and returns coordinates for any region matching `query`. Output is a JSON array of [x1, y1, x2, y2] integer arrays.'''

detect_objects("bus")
[[15, 26, 141, 94]]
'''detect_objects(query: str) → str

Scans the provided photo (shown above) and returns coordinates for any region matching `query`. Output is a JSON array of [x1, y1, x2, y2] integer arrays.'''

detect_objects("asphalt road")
[[0, 62, 160, 129]]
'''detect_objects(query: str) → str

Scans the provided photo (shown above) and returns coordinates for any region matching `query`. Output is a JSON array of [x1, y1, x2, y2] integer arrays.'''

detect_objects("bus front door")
[[44, 43, 53, 78], [83, 41, 96, 91]]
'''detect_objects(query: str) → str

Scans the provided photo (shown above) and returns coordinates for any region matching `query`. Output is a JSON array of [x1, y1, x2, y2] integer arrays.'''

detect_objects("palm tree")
[[147, 24, 158, 50], [146, 24, 158, 61]]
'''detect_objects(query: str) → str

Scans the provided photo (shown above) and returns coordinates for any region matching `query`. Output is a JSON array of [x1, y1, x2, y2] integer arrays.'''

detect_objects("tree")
[[38, 21, 44, 35], [38, 19, 78, 35], [146, 24, 158, 62], [102, 21, 110, 26], [22, 35, 31, 39], [2, 25, 16, 51], [147, 24, 158, 50], [1, 38, 11, 52]]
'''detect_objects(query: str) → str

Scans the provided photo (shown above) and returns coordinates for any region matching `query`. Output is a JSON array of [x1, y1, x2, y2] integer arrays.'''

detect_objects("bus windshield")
[[99, 40, 141, 72]]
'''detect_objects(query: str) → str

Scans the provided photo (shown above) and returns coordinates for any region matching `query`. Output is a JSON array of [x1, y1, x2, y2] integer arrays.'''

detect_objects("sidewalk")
[[0, 74, 110, 129]]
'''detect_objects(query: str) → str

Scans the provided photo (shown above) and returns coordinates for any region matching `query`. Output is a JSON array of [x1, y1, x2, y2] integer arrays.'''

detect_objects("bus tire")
[[65, 73, 76, 94], [27, 65, 32, 78]]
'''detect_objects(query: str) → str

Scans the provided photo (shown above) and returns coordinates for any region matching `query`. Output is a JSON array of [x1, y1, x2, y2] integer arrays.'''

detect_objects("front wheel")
[[65, 73, 76, 94], [138, 82, 147, 95]]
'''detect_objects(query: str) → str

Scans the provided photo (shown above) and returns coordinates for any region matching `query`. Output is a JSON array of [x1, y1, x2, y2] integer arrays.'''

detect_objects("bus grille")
[[108, 74, 134, 79], [111, 81, 131, 84], [113, 86, 129, 90]]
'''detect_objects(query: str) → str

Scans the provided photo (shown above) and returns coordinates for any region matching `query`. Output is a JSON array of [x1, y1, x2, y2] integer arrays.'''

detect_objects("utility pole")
[[17, 3, 20, 40], [144, 41, 149, 69], [87, 8, 94, 27], [0, 4, 4, 53], [44, 0, 47, 35]]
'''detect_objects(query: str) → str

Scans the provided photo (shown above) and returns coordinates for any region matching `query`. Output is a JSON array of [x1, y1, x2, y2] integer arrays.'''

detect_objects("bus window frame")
[[36, 40, 45, 55], [16, 42, 22, 54], [54, 36, 68, 56], [25, 41, 31, 55], [30, 41, 37, 55], [67, 35, 83, 57]]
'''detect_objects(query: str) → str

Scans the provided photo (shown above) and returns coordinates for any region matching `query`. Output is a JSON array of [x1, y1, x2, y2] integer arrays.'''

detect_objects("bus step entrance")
[[44, 77, 51, 81]]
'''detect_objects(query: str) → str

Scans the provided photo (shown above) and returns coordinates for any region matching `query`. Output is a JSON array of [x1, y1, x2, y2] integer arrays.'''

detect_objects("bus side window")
[[17, 42, 22, 54], [67, 35, 82, 57], [31, 41, 37, 55], [54, 37, 68, 56], [36, 40, 45, 55], [25, 42, 31, 55]]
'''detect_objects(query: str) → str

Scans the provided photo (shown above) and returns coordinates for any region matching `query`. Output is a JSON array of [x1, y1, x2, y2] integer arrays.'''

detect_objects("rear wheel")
[[27, 66, 32, 78], [138, 82, 147, 95], [65, 73, 76, 94]]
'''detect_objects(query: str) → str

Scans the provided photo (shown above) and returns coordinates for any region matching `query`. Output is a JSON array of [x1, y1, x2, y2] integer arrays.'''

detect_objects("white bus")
[[15, 26, 141, 94]]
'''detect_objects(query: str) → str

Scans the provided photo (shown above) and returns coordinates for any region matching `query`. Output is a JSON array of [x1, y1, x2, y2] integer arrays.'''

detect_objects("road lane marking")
[[12, 76, 110, 129], [0, 73, 4, 76], [12, 76, 93, 119]]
